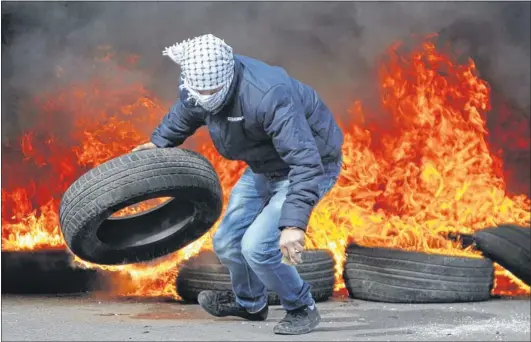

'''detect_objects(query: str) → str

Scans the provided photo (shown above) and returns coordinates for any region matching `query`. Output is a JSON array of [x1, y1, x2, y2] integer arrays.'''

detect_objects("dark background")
[[2, 1, 530, 194]]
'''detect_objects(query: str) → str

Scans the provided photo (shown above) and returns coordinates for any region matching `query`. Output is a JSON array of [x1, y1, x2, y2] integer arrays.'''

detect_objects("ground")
[[1, 295, 530, 341]]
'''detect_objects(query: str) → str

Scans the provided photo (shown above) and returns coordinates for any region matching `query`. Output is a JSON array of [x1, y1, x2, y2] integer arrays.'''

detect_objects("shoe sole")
[[273, 314, 322, 335]]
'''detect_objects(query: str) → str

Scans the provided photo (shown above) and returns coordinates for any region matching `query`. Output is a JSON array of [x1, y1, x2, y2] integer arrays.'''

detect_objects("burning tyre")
[[1, 250, 104, 294], [343, 244, 494, 303], [177, 250, 335, 304], [473, 224, 531, 286], [59, 148, 223, 265]]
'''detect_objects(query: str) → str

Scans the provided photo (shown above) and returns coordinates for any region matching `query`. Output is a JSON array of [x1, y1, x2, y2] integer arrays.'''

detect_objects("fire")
[[111, 198, 172, 218], [2, 37, 530, 299]]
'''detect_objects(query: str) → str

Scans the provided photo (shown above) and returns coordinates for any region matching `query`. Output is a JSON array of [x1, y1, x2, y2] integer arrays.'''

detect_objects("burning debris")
[[342, 243, 495, 303], [1, 36, 530, 299], [1, 250, 105, 294]]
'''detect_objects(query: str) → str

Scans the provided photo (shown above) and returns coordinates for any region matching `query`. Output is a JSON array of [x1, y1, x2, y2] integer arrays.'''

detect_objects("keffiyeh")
[[162, 34, 235, 112]]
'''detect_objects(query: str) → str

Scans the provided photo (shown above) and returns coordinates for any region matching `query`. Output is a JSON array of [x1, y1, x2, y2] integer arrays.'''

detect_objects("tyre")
[[473, 224, 531, 286], [1, 250, 104, 294], [59, 148, 223, 265], [176, 250, 335, 305], [343, 244, 494, 303]]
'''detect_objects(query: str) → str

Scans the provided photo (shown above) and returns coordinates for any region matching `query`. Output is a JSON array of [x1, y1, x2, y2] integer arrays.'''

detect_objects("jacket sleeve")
[[151, 101, 204, 147], [258, 85, 325, 231]]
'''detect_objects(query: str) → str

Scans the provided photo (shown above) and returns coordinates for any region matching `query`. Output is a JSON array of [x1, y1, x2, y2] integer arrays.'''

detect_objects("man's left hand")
[[279, 227, 306, 265]]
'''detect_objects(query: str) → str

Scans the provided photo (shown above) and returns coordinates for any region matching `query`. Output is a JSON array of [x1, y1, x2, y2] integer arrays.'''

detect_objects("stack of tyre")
[[177, 250, 336, 304], [342, 224, 531, 303], [177, 224, 530, 305]]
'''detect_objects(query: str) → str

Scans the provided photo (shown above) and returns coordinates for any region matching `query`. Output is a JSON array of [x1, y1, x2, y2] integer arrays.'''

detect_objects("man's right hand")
[[131, 142, 157, 152]]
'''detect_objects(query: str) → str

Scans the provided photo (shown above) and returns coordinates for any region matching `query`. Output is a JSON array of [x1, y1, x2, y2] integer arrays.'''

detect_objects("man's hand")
[[279, 227, 306, 265], [132, 142, 157, 152]]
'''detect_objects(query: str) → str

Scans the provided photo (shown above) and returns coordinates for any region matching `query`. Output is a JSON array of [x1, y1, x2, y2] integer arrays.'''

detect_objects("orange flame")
[[1, 37, 530, 299]]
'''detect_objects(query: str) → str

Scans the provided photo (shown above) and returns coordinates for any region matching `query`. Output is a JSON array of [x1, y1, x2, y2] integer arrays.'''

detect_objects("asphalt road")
[[1, 295, 530, 341]]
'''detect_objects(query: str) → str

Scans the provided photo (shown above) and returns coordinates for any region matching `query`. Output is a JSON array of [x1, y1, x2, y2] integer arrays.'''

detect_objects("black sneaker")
[[273, 304, 321, 335], [197, 290, 268, 321]]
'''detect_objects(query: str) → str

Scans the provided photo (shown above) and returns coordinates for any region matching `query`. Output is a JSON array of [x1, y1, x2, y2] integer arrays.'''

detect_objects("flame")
[[2, 37, 530, 299]]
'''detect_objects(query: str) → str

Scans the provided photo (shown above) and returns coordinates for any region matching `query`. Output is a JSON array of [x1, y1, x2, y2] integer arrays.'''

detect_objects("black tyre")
[[473, 224, 531, 286], [176, 250, 335, 305], [343, 244, 494, 303], [59, 148, 223, 265], [1, 250, 104, 294]]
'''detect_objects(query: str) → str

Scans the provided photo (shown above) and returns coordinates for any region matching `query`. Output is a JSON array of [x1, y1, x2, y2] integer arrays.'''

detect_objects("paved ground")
[[1, 295, 530, 341]]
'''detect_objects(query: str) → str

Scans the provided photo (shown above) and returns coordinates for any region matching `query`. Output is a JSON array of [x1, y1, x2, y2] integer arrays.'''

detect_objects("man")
[[133, 34, 343, 335]]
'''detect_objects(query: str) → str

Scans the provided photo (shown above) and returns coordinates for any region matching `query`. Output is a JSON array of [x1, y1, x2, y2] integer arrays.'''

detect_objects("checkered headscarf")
[[162, 34, 235, 111]]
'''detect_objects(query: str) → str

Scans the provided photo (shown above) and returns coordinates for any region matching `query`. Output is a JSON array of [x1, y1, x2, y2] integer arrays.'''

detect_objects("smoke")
[[2, 2, 530, 139]]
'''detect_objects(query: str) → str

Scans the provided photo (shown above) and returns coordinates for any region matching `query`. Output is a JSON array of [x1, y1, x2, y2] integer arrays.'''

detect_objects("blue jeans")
[[212, 160, 341, 312]]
